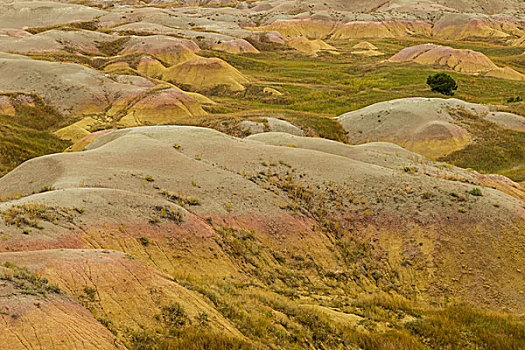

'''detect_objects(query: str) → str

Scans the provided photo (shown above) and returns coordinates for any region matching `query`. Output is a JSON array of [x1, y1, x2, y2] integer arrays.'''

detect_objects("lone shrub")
[[162, 302, 187, 328], [427, 73, 458, 96], [469, 188, 483, 196], [139, 236, 149, 246]]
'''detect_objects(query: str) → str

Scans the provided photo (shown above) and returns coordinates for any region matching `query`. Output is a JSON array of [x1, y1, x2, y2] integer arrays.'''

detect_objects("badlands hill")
[[338, 97, 525, 156], [0, 0, 524, 349], [389, 44, 525, 80], [1, 126, 525, 349], [162, 57, 250, 93], [338, 98, 525, 184]]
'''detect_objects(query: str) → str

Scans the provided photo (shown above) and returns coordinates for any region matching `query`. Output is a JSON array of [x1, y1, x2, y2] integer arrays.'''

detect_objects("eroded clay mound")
[[212, 39, 260, 54], [161, 57, 249, 92], [120, 35, 201, 65], [484, 111, 525, 131], [0, 1, 103, 29], [337, 98, 525, 157], [287, 37, 338, 55], [351, 41, 385, 56], [483, 66, 525, 81], [106, 19, 259, 55], [389, 44, 497, 72], [432, 13, 525, 40], [389, 44, 525, 79], [0, 126, 523, 316], [0, 249, 242, 340], [353, 41, 378, 50], [0, 29, 114, 55], [0, 54, 205, 140], [258, 0, 525, 15], [434, 0, 525, 14], [258, 18, 431, 40], [248, 0, 524, 43], [511, 36, 525, 47], [240, 117, 305, 136], [0, 54, 135, 117]]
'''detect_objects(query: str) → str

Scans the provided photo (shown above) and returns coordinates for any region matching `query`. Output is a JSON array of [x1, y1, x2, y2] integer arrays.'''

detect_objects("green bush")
[[469, 188, 483, 196], [427, 73, 458, 96]]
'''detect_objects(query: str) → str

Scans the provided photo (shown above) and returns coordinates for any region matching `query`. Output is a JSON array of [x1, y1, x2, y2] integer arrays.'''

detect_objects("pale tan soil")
[[0, 1, 103, 28], [337, 98, 525, 159], [240, 117, 305, 136], [120, 35, 201, 65], [0, 126, 523, 318], [0, 29, 113, 54]]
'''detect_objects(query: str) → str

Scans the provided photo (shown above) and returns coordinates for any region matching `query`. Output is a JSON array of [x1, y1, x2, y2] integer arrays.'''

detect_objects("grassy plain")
[[200, 37, 525, 182]]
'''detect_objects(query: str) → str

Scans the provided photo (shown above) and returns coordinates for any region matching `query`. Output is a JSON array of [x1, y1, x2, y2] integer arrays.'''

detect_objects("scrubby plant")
[[39, 185, 55, 193], [155, 205, 184, 223], [162, 302, 188, 328], [197, 312, 209, 326], [83, 287, 97, 302], [406, 303, 525, 350], [427, 73, 458, 96], [507, 96, 522, 103], [0, 203, 81, 229], [139, 236, 150, 246], [469, 188, 483, 196], [160, 189, 200, 207], [149, 214, 160, 224], [0, 262, 60, 295]]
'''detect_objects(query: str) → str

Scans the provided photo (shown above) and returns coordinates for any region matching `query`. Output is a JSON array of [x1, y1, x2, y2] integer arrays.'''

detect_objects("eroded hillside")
[[1, 126, 524, 349], [0, 0, 524, 349]]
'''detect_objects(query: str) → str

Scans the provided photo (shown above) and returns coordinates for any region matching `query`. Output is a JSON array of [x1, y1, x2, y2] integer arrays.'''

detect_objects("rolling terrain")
[[0, 0, 524, 349], [1, 126, 524, 349]]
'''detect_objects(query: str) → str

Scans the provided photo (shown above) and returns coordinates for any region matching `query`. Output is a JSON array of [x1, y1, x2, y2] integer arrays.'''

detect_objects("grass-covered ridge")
[[0, 93, 70, 177], [1, 261, 61, 295], [197, 38, 525, 182], [125, 275, 525, 349]]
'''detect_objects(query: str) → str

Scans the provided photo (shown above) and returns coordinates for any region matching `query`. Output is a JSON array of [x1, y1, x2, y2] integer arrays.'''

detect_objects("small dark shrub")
[[427, 73, 458, 96], [469, 188, 483, 196], [139, 236, 149, 246]]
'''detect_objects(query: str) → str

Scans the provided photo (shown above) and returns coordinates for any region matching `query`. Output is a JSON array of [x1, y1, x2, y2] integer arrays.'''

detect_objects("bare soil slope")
[[0, 127, 523, 322], [389, 44, 525, 80], [0, 261, 125, 350], [337, 97, 525, 157]]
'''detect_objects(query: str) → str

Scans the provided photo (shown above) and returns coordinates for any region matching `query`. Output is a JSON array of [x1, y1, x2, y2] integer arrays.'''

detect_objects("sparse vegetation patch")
[[0, 203, 82, 229], [0, 261, 60, 295]]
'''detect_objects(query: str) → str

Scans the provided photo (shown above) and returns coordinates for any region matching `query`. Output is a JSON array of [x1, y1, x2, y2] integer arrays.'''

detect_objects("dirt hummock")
[[389, 44, 525, 80], [0, 257, 126, 349], [337, 97, 525, 157], [240, 117, 305, 136], [0, 127, 523, 328], [0, 53, 206, 142], [288, 37, 338, 56], [162, 57, 250, 92]]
